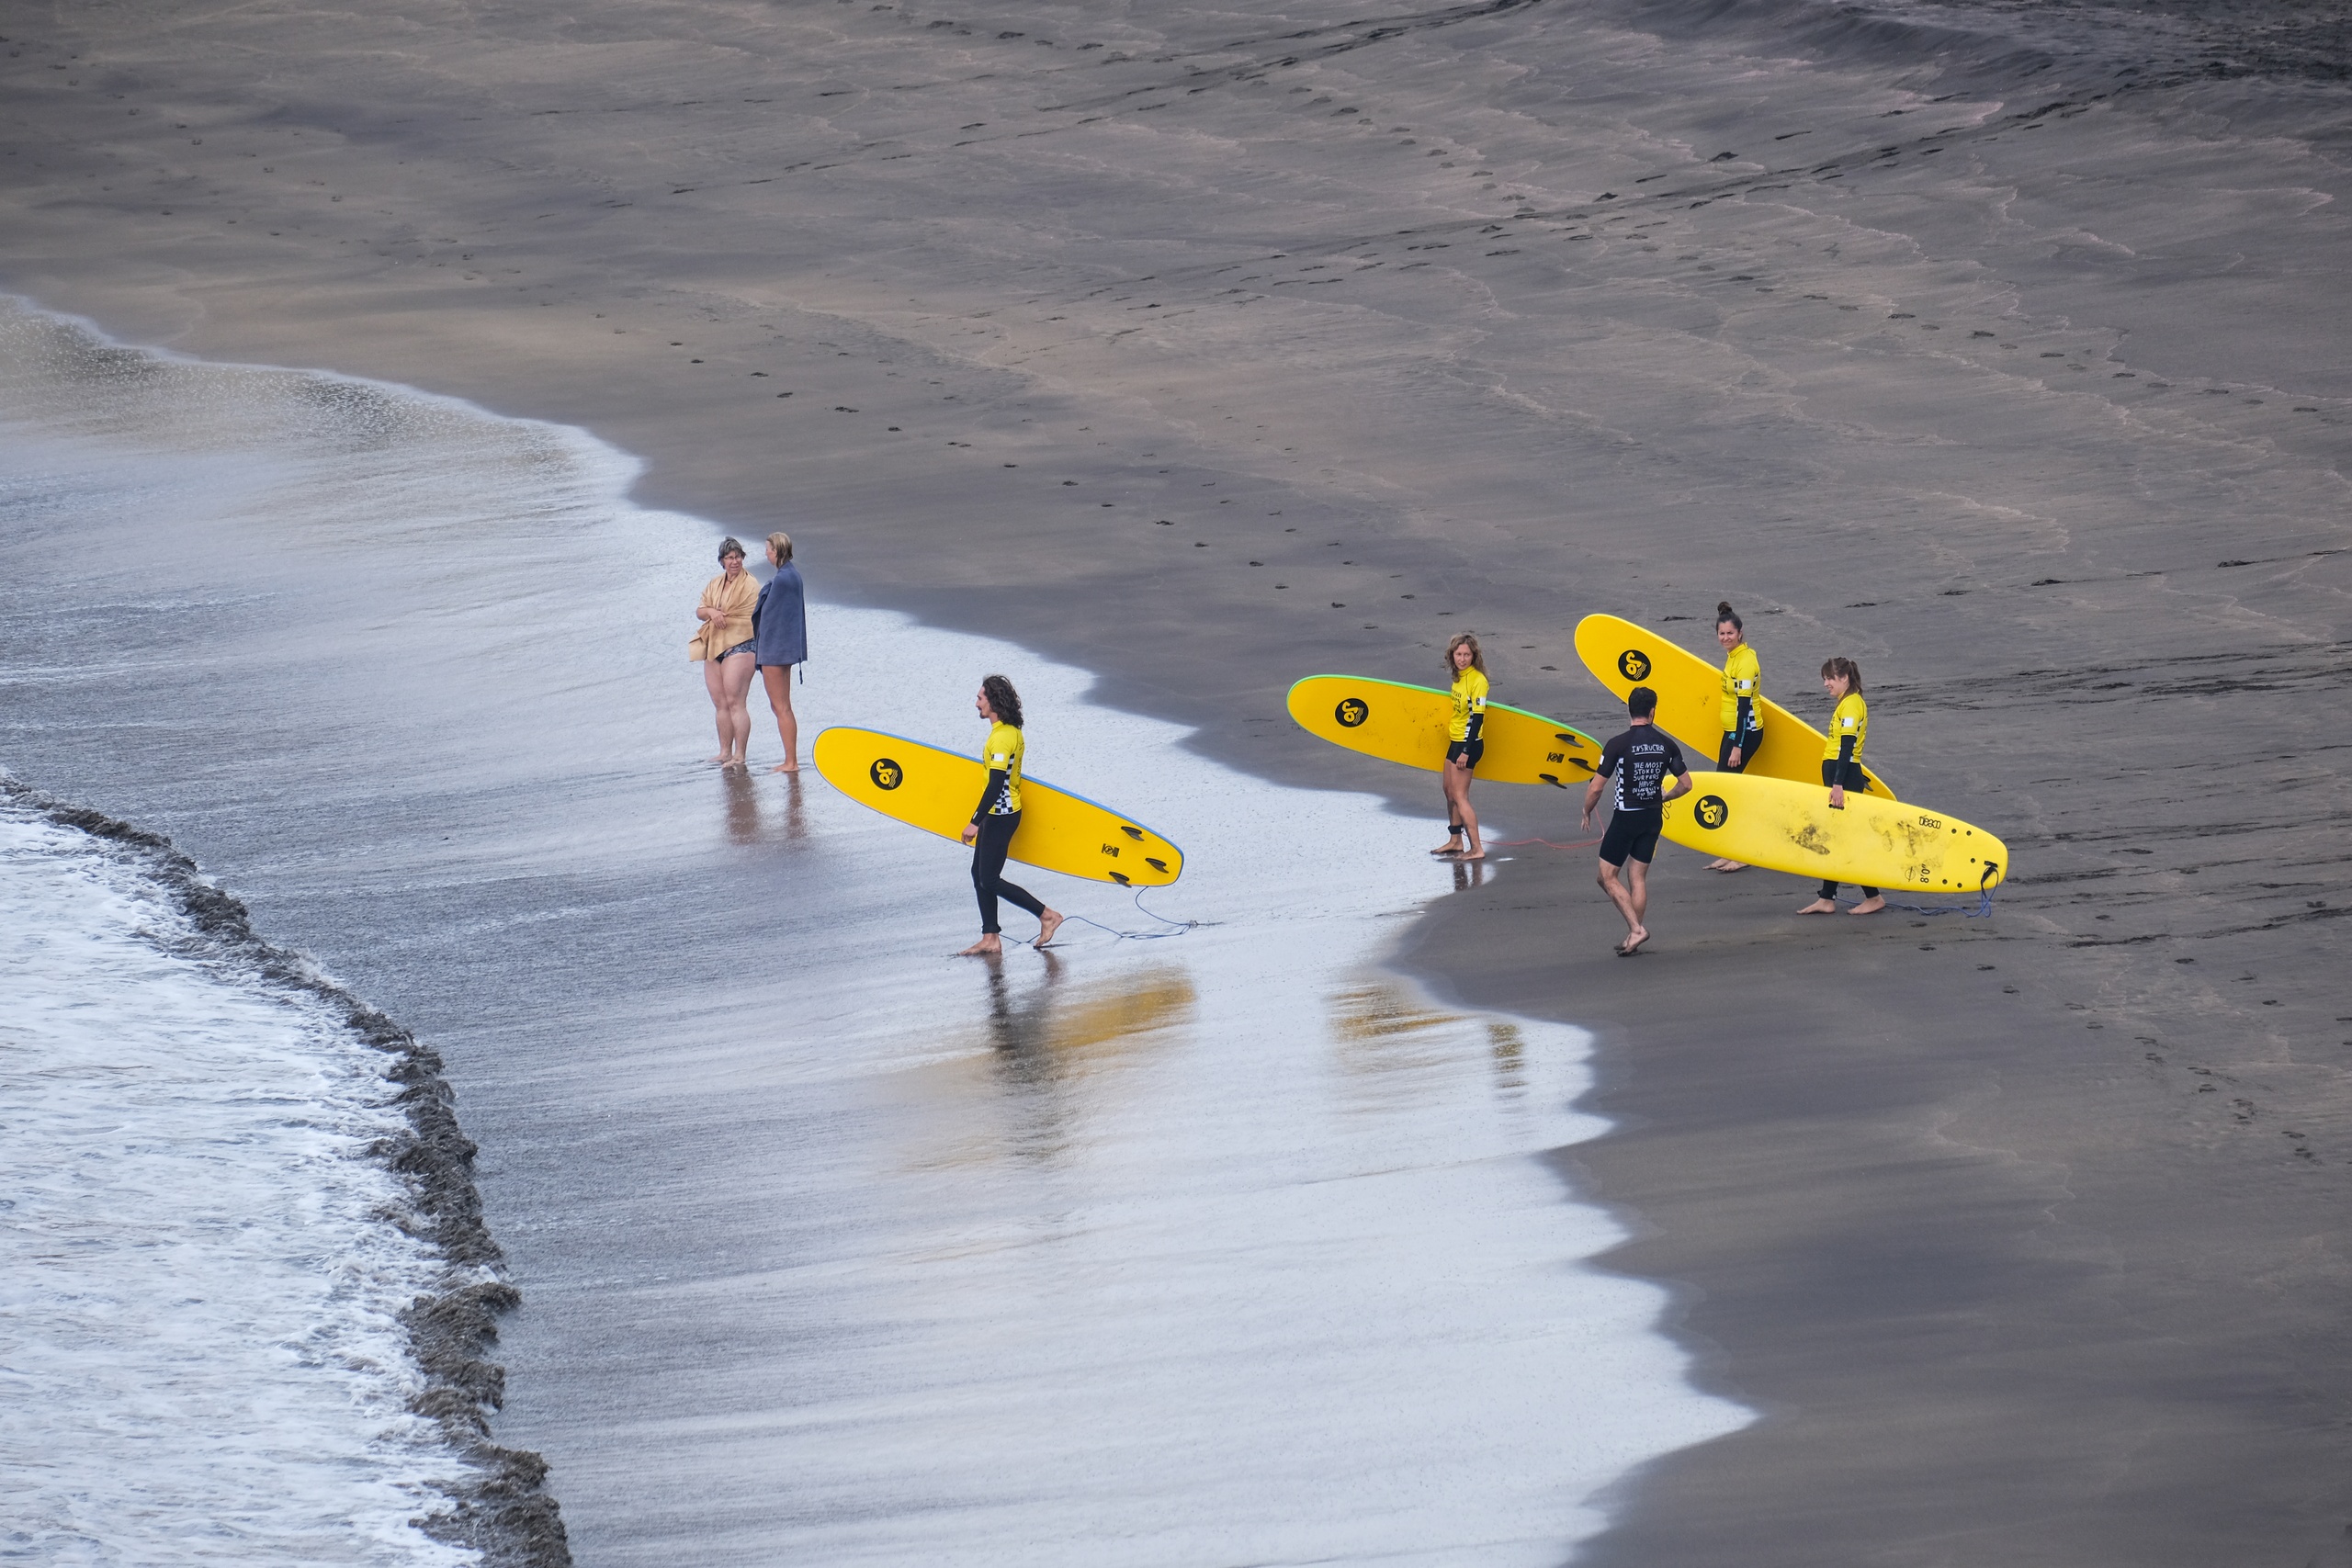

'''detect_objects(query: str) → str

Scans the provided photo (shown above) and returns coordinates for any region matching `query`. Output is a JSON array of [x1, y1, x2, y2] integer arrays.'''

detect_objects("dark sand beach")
[[4, 0, 2349, 1561]]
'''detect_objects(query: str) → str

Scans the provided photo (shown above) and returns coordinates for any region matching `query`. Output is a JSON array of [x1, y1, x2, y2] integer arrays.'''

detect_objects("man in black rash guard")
[[1580, 685, 1693, 956]]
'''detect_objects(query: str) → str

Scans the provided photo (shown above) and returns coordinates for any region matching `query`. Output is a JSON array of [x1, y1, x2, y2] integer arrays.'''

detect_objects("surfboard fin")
[[1145, 857, 1169, 873], [1537, 773, 1568, 789], [1109, 871, 1132, 886], [1120, 825, 1145, 840]]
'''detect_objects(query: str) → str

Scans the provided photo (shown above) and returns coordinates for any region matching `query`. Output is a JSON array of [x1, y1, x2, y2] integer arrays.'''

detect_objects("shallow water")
[[0, 806, 475, 1567], [0, 299, 1747, 1563]]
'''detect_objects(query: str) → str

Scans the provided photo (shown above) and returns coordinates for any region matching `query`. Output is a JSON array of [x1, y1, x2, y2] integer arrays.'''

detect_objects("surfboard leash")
[[1057, 887, 1212, 943]]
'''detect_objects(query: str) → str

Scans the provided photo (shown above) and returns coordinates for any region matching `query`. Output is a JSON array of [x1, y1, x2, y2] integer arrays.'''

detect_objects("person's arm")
[[1828, 733, 1857, 808], [1663, 769, 1694, 804], [1734, 693, 1755, 737], [964, 762, 1011, 842], [1580, 769, 1605, 829], [1464, 705, 1485, 745]]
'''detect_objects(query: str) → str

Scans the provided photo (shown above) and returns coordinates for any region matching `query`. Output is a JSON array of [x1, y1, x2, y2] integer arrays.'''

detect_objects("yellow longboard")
[[1573, 614, 1893, 798], [1285, 675, 1601, 788], [812, 727, 1182, 887], [1660, 772, 2006, 893]]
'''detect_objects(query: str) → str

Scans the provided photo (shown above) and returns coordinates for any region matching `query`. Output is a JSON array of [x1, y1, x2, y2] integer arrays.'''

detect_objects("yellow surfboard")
[[1659, 771, 2006, 893], [812, 727, 1183, 887], [1573, 614, 1893, 798], [1285, 675, 1602, 788]]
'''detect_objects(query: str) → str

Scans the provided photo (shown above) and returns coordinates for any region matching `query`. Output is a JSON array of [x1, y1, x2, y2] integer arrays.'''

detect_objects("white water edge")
[[0, 807, 478, 1567], [0, 294, 1751, 1564]]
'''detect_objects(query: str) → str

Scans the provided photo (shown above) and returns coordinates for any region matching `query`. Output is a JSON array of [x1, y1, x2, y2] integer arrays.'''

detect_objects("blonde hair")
[[1444, 632, 1487, 677], [766, 531, 794, 564]]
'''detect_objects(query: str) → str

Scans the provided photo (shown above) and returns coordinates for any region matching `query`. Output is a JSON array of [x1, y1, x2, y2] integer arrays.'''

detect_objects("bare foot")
[[1796, 897, 1840, 914], [1453, 848, 1486, 862], [721, 756, 747, 771], [769, 761, 800, 774], [1617, 925, 1650, 955], [707, 752, 731, 764], [956, 935, 1004, 957], [1035, 909, 1065, 948], [1430, 837, 1465, 855], [1849, 895, 1886, 915], [1709, 859, 1747, 874]]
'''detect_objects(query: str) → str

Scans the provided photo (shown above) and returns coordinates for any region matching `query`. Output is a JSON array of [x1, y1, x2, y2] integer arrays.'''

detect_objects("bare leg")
[[703, 657, 732, 762], [1432, 771, 1465, 853], [1620, 857, 1653, 953], [1442, 762, 1483, 859], [718, 653, 757, 766], [1597, 858, 1645, 951], [761, 664, 800, 773]]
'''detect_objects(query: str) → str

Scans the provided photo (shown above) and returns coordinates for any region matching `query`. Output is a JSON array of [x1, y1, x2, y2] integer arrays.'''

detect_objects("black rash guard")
[[1597, 726, 1689, 812]]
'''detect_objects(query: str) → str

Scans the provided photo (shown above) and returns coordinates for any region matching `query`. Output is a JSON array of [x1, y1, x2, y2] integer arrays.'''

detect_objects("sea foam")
[[0, 801, 481, 1566]]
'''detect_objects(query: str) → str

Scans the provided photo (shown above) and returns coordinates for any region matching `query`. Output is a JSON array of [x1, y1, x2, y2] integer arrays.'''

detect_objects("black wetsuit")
[[971, 722, 1046, 934]]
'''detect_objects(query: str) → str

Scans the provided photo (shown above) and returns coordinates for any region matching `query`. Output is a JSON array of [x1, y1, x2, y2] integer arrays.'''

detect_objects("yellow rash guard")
[[1448, 667, 1489, 743], [1823, 692, 1868, 762], [978, 721, 1025, 816], [1719, 642, 1761, 735]]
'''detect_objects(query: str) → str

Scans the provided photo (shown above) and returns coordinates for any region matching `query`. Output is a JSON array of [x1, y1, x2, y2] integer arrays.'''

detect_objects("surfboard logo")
[[1617, 649, 1652, 682], [1334, 697, 1369, 728], [1694, 794, 1730, 830], [869, 758, 903, 791]]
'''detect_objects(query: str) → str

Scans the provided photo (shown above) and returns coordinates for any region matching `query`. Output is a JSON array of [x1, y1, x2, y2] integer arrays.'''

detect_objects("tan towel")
[[689, 570, 760, 661]]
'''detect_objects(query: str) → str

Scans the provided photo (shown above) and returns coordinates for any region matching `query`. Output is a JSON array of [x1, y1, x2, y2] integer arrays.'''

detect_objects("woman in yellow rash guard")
[[1431, 632, 1489, 860], [1798, 656, 1884, 916], [956, 674, 1066, 956], [1708, 601, 1762, 872]]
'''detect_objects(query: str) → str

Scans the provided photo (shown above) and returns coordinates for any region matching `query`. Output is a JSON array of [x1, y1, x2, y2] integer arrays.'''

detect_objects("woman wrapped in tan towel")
[[689, 536, 761, 768]]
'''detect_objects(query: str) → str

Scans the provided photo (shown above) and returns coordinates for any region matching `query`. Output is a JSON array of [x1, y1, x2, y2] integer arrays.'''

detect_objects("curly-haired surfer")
[[956, 674, 1066, 956]]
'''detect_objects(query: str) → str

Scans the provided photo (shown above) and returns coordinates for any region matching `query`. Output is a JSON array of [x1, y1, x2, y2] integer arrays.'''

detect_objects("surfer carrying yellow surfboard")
[[1797, 658, 1885, 916], [956, 675, 1066, 956], [1581, 686, 1695, 956], [1431, 634, 1489, 861], [1706, 602, 1763, 873]]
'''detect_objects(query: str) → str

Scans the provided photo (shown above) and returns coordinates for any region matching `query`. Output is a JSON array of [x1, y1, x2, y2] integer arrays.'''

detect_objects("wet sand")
[[5, 0, 2350, 1561]]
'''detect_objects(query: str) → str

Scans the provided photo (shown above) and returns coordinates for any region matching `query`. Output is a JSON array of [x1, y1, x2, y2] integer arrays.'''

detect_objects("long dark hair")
[[980, 673, 1024, 728], [1716, 600, 1743, 635], [1820, 656, 1862, 696]]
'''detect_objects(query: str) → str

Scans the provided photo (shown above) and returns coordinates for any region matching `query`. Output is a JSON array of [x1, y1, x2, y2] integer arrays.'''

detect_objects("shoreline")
[[5, 0, 2350, 1559], [0, 306, 1747, 1562]]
